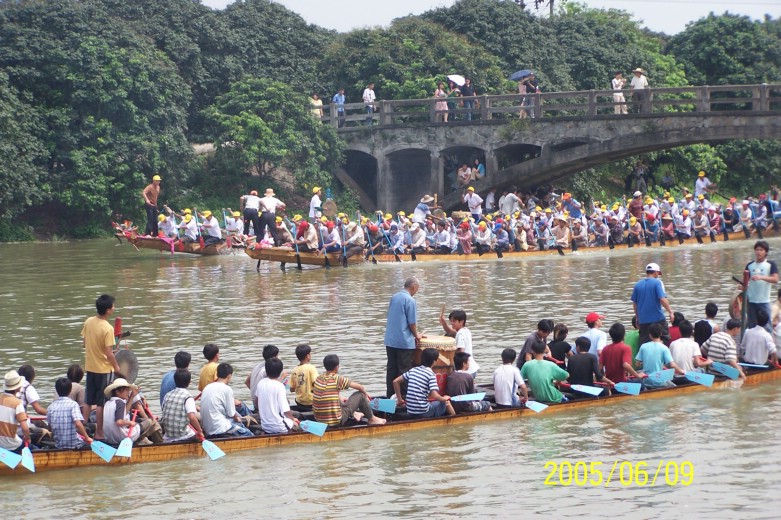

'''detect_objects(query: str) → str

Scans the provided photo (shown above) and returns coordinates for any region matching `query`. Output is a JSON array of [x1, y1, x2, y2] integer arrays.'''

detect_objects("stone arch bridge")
[[324, 84, 781, 212]]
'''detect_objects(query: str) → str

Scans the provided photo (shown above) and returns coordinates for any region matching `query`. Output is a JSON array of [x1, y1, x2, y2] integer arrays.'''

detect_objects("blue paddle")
[[370, 398, 397, 414], [646, 369, 675, 383], [450, 392, 487, 402], [197, 434, 226, 461], [81, 435, 117, 463], [570, 384, 605, 396], [525, 400, 548, 413], [20, 442, 35, 473], [684, 371, 715, 387], [0, 447, 22, 469], [300, 420, 328, 437], [711, 361, 740, 380], [738, 362, 770, 369], [613, 382, 642, 395]]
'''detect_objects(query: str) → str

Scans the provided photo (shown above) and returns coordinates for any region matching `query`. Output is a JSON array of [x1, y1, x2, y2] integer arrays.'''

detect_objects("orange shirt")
[[143, 183, 160, 206]]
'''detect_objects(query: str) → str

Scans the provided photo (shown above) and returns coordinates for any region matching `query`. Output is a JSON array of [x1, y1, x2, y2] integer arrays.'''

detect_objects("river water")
[[0, 238, 779, 519]]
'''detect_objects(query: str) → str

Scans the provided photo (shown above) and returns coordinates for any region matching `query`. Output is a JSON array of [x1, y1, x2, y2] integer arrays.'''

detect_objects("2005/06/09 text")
[[544, 460, 694, 487]]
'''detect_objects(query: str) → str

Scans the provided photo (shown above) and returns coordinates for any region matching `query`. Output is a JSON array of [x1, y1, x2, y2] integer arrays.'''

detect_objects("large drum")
[[415, 335, 457, 375]]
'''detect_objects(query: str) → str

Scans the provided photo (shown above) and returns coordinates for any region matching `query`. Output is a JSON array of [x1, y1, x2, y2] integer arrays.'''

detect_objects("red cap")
[[585, 312, 605, 323], [326, 221, 335, 230], [368, 224, 378, 233]]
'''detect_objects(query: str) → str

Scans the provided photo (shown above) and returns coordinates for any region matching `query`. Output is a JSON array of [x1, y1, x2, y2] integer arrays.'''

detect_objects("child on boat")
[[635, 323, 685, 387], [492, 348, 528, 408], [445, 353, 491, 413], [289, 344, 319, 412]]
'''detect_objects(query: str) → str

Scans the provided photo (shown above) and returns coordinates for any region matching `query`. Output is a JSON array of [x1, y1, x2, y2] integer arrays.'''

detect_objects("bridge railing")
[[318, 83, 781, 129]]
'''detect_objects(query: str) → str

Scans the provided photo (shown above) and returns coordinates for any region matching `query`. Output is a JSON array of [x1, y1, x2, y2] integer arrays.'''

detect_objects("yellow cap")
[[292, 214, 303, 222], [233, 211, 241, 217], [383, 213, 391, 220], [361, 217, 369, 224], [337, 212, 346, 218], [645, 197, 653, 204], [157, 214, 166, 222], [535, 206, 542, 211], [513, 211, 520, 217], [467, 187, 475, 192], [312, 186, 321, 193], [398, 211, 406, 216], [683, 209, 689, 216], [478, 222, 487, 228], [685, 193, 692, 198], [630, 216, 637, 224], [485, 215, 493, 221], [184, 208, 192, 214], [320, 216, 328, 223], [341, 218, 348, 224], [545, 208, 551, 213], [668, 197, 675, 203], [664, 192, 670, 197], [698, 171, 705, 177], [697, 194, 704, 200], [152, 175, 162, 181], [203, 210, 212, 218], [275, 216, 283, 223], [183, 214, 192, 222]]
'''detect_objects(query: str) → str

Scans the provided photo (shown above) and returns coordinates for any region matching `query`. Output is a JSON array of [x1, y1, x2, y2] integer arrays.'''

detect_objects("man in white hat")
[[258, 188, 286, 244], [630, 68, 649, 113], [0, 371, 31, 452], [102, 377, 161, 445], [413, 195, 435, 224], [343, 221, 366, 260], [632, 263, 674, 345]]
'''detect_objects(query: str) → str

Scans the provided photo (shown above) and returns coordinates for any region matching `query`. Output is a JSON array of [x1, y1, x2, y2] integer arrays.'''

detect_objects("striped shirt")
[[312, 373, 351, 426], [0, 393, 25, 450], [402, 366, 438, 415], [702, 332, 738, 363], [47, 396, 85, 449]]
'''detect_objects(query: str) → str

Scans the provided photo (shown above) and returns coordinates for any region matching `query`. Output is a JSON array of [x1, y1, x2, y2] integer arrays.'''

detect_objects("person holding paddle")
[[701, 319, 746, 380], [634, 324, 685, 388], [1, 371, 31, 454], [47, 377, 91, 449], [161, 370, 203, 442], [102, 378, 161, 446]]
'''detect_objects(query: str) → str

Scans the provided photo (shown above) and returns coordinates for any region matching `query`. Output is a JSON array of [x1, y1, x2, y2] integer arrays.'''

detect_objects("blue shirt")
[[635, 341, 673, 376], [631, 277, 666, 324], [159, 370, 176, 406], [332, 92, 345, 112], [383, 290, 417, 349]]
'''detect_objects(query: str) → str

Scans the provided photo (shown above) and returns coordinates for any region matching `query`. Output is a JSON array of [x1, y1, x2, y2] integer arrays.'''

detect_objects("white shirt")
[[500, 193, 521, 215], [492, 365, 525, 406], [309, 194, 322, 219], [695, 177, 712, 197], [242, 194, 260, 210], [159, 217, 177, 237], [669, 338, 700, 373], [631, 74, 648, 90], [485, 192, 496, 212], [256, 378, 293, 434], [463, 193, 483, 214], [202, 216, 222, 239], [103, 397, 140, 445], [612, 77, 626, 91], [226, 217, 243, 233], [248, 363, 267, 406], [741, 326, 776, 365], [180, 219, 197, 240], [580, 328, 608, 356], [362, 87, 375, 105], [456, 327, 479, 375], [259, 196, 284, 214], [200, 381, 236, 436]]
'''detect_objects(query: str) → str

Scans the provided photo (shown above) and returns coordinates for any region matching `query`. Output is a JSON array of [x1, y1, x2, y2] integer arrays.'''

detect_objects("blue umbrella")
[[509, 69, 533, 81]]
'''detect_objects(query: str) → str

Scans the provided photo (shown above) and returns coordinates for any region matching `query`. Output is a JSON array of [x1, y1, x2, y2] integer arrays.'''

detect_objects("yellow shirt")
[[198, 362, 218, 391], [289, 363, 319, 406], [81, 316, 115, 373]]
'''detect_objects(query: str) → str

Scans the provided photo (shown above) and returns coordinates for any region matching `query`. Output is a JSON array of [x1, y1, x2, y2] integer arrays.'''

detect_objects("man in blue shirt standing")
[[332, 88, 345, 128], [384, 277, 422, 397], [631, 262, 674, 345]]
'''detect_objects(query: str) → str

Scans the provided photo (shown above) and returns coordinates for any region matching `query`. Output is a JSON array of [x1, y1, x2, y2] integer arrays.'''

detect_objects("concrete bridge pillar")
[[486, 149, 498, 178], [377, 156, 392, 212], [432, 152, 443, 200]]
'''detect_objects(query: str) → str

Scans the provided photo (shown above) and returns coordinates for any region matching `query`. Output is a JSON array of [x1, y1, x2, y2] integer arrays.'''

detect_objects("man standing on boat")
[[258, 188, 285, 245], [383, 277, 422, 397], [741, 240, 779, 332], [141, 174, 161, 237], [632, 263, 674, 345]]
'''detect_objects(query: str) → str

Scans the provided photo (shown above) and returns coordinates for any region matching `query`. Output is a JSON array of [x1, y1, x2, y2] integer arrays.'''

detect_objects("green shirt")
[[520, 359, 570, 403], [625, 330, 641, 360]]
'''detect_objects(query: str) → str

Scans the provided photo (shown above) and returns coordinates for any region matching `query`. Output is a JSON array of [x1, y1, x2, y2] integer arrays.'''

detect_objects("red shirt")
[[599, 342, 632, 383], [668, 326, 682, 344]]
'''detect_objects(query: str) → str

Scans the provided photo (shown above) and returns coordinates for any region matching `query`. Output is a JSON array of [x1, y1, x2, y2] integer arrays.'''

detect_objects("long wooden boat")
[[114, 225, 238, 256], [245, 246, 364, 266], [3, 365, 778, 475], [246, 226, 781, 266]]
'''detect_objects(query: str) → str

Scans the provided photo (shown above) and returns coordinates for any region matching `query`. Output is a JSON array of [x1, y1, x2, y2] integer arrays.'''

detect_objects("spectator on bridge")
[[310, 92, 323, 119], [630, 68, 649, 113], [518, 78, 528, 119], [461, 78, 475, 120], [363, 82, 376, 125], [447, 80, 460, 115], [434, 82, 449, 122], [611, 72, 628, 115], [332, 88, 346, 128], [520, 73, 539, 118]]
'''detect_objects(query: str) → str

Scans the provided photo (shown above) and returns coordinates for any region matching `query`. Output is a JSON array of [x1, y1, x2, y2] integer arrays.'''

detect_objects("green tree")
[[203, 78, 344, 191]]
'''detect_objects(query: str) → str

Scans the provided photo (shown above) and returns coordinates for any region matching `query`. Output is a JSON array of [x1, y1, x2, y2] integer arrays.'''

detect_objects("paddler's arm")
[[17, 411, 31, 445], [75, 417, 92, 444]]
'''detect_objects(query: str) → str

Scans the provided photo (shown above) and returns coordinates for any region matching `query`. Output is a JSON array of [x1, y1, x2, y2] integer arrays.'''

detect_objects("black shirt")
[[517, 332, 546, 370], [567, 353, 603, 387], [548, 340, 572, 365], [460, 83, 475, 97]]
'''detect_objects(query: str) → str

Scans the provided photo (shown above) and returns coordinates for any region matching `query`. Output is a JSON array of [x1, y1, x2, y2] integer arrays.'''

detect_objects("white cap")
[[646, 262, 662, 274], [742, 199, 749, 205], [633, 191, 642, 197]]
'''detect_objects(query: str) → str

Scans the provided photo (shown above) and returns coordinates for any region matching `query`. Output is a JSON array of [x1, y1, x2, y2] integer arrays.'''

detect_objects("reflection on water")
[[0, 238, 780, 518]]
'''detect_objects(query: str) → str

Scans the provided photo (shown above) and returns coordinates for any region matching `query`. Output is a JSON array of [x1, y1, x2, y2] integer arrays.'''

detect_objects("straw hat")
[[264, 188, 275, 197], [103, 378, 137, 397], [420, 195, 434, 204], [4, 371, 24, 392]]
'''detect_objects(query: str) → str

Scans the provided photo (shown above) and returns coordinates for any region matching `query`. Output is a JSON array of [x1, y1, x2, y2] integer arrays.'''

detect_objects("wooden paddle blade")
[[201, 439, 226, 461], [684, 371, 714, 387], [613, 382, 641, 395], [711, 361, 740, 380], [300, 420, 327, 437], [21, 446, 35, 473], [570, 384, 604, 396], [116, 437, 133, 458], [91, 441, 117, 463], [369, 398, 397, 414], [0, 447, 22, 469], [450, 392, 487, 402], [525, 400, 548, 413]]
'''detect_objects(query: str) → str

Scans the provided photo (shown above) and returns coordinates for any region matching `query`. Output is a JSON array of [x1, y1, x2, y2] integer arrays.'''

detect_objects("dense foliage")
[[0, 0, 778, 240]]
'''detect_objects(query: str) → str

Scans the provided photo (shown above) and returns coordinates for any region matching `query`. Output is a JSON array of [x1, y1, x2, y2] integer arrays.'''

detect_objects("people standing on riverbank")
[[632, 263, 674, 345], [81, 294, 120, 440], [741, 240, 779, 332], [142, 175, 162, 237], [383, 277, 422, 397]]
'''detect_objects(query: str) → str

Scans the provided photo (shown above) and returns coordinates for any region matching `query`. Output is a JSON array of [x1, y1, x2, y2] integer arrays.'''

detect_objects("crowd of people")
[[1, 238, 779, 455]]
